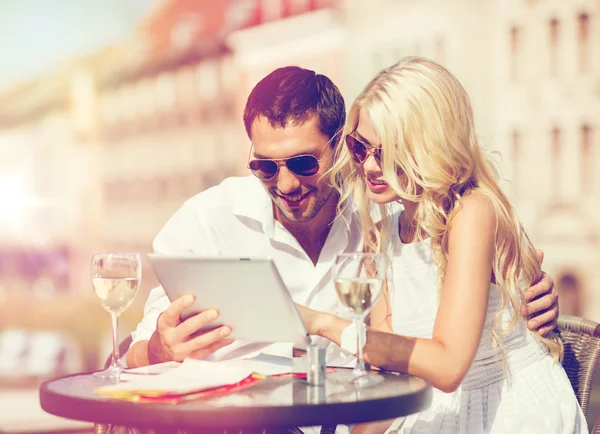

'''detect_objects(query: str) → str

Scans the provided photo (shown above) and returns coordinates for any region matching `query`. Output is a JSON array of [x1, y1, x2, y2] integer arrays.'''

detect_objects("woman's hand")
[[521, 250, 559, 336], [295, 303, 331, 336]]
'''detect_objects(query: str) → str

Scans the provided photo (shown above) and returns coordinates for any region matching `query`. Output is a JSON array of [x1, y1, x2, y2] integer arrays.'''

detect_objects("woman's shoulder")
[[455, 192, 496, 220], [450, 192, 497, 235]]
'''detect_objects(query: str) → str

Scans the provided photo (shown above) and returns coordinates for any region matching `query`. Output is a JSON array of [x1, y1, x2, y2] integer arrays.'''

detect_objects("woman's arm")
[[308, 195, 497, 392], [297, 273, 393, 341]]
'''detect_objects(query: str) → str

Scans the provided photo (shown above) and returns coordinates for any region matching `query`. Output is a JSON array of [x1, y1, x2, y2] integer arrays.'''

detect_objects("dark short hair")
[[243, 66, 346, 145]]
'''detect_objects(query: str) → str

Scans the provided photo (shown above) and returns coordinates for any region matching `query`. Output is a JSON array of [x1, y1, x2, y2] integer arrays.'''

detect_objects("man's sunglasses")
[[248, 154, 320, 180], [346, 135, 382, 164]]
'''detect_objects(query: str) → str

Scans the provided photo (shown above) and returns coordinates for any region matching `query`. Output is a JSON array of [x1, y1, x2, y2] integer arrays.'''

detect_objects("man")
[[126, 66, 558, 370]]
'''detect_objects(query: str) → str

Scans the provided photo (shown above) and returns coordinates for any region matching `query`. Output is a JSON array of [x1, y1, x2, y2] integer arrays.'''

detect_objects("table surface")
[[40, 369, 432, 429]]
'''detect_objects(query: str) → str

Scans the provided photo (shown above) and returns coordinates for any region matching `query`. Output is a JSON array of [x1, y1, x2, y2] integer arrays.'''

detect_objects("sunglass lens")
[[374, 148, 382, 163], [287, 155, 319, 176], [249, 160, 278, 179], [346, 136, 367, 163]]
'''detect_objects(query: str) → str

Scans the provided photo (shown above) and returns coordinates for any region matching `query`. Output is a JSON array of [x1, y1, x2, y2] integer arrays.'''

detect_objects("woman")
[[299, 57, 586, 433]]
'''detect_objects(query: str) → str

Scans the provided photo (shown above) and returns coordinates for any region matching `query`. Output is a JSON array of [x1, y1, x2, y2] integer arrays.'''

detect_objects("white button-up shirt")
[[131, 175, 361, 366]]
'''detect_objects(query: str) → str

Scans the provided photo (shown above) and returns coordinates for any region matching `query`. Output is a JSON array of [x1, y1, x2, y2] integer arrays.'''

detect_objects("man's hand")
[[521, 250, 559, 337], [147, 295, 234, 364]]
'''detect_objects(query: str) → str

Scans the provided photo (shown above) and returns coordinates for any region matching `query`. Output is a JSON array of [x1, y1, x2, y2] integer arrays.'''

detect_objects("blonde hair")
[[331, 56, 562, 361]]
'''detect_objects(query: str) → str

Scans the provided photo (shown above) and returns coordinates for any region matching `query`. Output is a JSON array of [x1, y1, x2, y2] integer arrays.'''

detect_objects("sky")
[[0, 0, 158, 91]]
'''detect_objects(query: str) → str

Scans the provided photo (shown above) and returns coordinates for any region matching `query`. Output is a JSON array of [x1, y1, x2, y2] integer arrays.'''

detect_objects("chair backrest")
[[0, 329, 30, 376], [24, 331, 82, 377], [557, 314, 600, 417]]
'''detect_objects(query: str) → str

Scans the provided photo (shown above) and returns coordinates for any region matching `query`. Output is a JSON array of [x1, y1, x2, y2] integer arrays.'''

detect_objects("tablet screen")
[[148, 255, 311, 345]]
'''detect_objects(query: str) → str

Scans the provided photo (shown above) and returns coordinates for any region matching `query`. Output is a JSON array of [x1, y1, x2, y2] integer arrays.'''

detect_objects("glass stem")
[[354, 316, 366, 377], [111, 313, 120, 368]]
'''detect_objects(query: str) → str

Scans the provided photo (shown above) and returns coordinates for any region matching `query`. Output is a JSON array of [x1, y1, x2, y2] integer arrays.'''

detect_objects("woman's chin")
[[367, 189, 399, 205]]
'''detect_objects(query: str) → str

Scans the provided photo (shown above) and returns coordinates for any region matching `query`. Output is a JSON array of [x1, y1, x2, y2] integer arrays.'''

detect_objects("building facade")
[[341, 0, 600, 319], [0, 0, 597, 319], [493, 0, 599, 319]]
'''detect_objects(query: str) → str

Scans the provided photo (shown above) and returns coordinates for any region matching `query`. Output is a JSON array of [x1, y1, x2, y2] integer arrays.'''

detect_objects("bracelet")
[[340, 321, 367, 355]]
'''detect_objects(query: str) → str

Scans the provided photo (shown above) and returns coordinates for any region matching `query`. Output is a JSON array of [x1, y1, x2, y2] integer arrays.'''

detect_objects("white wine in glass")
[[92, 276, 140, 315], [333, 252, 386, 388], [335, 278, 383, 316], [91, 253, 141, 382]]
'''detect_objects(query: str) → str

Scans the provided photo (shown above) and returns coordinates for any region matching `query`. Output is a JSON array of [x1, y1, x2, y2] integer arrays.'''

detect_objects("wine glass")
[[333, 252, 386, 388], [91, 253, 141, 382]]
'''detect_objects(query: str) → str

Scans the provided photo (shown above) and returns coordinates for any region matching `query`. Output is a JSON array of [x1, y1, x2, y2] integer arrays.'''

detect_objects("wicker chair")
[[557, 315, 600, 433]]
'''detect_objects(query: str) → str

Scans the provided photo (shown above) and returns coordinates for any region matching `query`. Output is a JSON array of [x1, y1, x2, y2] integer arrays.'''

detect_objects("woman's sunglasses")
[[248, 154, 320, 180], [346, 135, 382, 164]]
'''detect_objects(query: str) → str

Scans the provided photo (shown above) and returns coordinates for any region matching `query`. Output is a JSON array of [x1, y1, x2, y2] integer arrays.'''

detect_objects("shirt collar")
[[232, 176, 276, 235]]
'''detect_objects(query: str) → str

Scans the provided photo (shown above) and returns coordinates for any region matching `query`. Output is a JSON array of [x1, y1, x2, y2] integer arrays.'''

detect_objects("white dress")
[[386, 222, 588, 433]]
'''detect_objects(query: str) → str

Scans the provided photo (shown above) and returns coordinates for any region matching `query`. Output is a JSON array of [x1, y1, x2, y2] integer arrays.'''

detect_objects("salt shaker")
[[292, 343, 327, 386]]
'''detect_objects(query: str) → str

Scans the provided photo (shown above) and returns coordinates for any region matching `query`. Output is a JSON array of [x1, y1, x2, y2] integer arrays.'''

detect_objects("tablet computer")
[[147, 254, 311, 345]]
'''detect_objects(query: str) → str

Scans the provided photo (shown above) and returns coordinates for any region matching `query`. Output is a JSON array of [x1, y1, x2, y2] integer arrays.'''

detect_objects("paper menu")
[[96, 359, 254, 396], [220, 358, 292, 376], [121, 360, 180, 378]]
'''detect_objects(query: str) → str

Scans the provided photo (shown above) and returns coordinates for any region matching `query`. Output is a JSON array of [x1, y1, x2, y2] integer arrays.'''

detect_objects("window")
[[202, 170, 223, 191], [184, 170, 201, 197], [557, 273, 582, 316], [120, 85, 136, 123], [314, 0, 335, 9], [435, 38, 445, 64], [224, 0, 256, 30], [99, 92, 116, 128], [511, 130, 520, 192], [70, 69, 96, 135], [551, 126, 561, 193], [578, 13, 590, 73], [170, 14, 199, 52], [195, 61, 219, 102], [393, 42, 404, 63], [158, 177, 169, 199], [147, 177, 163, 201], [175, 67, 195, 110], [137, 79, 154, 118], [412, 42, 421, 56], [156, 72, 175, 113], [372, 51, 383, 74], [219, 55, 237, 96], [549, 18, 560, 76], [111, 88, 125, 126], [509, 25, 521, 81], [581, 124, 592, 193], [288, 0, 310, 15], [261, 0, 282, 22]]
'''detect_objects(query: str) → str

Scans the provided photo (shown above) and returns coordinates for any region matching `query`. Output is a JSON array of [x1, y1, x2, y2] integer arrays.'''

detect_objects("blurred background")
[[0, 0, 598, 431]]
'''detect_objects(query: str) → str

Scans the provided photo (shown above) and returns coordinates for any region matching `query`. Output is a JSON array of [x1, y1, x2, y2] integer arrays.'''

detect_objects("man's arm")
[[520, 249, 559, 337], [126, 199, 233, 368]]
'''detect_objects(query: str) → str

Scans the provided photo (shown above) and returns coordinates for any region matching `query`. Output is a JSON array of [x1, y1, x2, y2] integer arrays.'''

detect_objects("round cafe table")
[[40, 369, 431, 431]]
